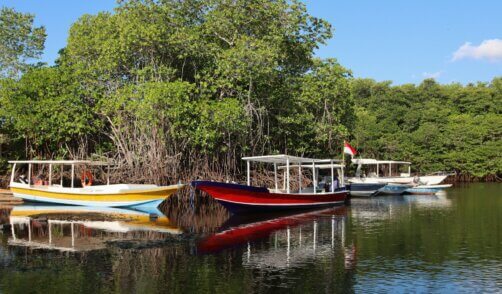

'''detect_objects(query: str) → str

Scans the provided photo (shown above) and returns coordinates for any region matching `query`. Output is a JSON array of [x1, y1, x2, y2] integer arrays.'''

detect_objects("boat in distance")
[[405, 184, 453, 195], [347, 182, 387, 197], [9, 160, 183, 208], [192, 155, 349, 213], [349, 158, 449, 186]]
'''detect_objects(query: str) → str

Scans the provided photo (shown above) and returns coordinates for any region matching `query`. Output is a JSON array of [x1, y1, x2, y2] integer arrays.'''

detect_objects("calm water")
[[0, 183, 500, 293]]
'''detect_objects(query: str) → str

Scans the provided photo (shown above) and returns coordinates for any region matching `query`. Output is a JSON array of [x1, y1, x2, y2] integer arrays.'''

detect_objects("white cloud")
[[422, 71, 443, 79], [452, 39, 502, 62]]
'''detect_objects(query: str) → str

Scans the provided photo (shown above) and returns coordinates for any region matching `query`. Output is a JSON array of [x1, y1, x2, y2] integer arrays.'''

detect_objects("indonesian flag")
[[344, 141, 357, 156]]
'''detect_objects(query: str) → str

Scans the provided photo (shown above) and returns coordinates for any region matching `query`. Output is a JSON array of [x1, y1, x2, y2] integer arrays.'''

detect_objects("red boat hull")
[[192, 181, 348, 213]]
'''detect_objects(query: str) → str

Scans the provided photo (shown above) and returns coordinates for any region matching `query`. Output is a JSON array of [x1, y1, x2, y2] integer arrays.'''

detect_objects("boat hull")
[[405, 184, 452, 195], [10, 185, 181, 208], [192, 181, 347, 213], [348, 183, 387, 197], [377, 184, 413, 195]]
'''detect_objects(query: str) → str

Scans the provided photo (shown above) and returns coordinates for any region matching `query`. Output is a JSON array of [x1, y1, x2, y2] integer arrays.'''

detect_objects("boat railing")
[[8, 160, 112, 189]]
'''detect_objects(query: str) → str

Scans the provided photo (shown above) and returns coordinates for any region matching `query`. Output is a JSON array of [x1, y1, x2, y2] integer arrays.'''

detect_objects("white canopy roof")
[[278, 163, 345, 169], [242, 154, 342, 164], [9, 160, 110, 166], [351, 158, 411, 165]]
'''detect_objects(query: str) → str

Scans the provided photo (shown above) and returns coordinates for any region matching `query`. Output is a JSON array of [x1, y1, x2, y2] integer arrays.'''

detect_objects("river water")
[[0, 183, 500, 293]]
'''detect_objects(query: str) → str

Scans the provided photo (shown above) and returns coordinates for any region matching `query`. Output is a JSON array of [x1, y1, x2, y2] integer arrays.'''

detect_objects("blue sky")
[[2, 0, 501, 84]]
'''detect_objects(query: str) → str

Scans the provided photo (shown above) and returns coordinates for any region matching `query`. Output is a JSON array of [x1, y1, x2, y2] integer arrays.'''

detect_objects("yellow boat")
[[9, 160, 183, 208]]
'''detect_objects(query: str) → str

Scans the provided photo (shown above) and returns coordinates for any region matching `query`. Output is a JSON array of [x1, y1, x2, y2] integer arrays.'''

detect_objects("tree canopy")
[[0, 7, 46, 78], [0, 1, 500, 183]]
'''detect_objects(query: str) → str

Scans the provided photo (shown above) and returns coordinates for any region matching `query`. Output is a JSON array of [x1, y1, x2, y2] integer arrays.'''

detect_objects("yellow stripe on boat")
[[11, 186, 178, 202]]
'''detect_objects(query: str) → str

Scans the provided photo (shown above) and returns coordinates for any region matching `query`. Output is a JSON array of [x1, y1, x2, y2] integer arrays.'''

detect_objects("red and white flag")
[[344, 141, 357, 156]]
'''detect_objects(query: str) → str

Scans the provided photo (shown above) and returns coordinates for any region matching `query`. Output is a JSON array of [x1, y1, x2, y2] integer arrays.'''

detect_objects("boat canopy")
[[278, 163, 345, 169], [351, 158, 411, 165], [242, 154, 344, 194], [9, 159, 112, 188], [352, 158, 411, 177], [8, 160, 110, 165], [242, 154, 342, 164]]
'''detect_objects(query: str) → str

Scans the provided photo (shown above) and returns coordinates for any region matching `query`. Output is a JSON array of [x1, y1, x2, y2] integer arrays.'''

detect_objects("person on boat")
[[333, 176, 340, 190], [327, 176, 340, 192], [19, 174, 28, 184], [33, 174, 46, 185]]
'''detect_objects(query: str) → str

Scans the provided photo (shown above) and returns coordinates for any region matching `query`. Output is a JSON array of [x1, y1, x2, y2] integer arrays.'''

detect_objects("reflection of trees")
[[162, 191, 229, 234], [0, 207, 11, 226], [0, 207, 361, 293]]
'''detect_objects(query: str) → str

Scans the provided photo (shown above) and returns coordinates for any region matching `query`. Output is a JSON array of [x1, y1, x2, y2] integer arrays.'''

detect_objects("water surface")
[[0, 183, 500, 293]]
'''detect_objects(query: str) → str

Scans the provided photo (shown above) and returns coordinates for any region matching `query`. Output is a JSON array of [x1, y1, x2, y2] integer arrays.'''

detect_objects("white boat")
[[377, 182, 414, 195], [405, 184, 453, 195], [348, 159, 448, 186], [8, 160, 183, 208]]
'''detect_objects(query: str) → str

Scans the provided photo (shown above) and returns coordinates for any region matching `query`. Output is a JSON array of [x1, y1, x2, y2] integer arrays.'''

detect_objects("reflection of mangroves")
[[0, 207, 12, 227], [162, 190, 230, 234], [349, 185, 500, 264]]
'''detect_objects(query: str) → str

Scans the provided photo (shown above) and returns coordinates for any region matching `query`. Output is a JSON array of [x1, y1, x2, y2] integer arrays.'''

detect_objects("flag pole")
[[342, 140, 346, 165]]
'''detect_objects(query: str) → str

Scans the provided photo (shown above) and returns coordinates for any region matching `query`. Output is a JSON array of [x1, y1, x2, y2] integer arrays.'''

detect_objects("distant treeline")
[[352, 78, 501, 181], [0, 1, 500, 184]]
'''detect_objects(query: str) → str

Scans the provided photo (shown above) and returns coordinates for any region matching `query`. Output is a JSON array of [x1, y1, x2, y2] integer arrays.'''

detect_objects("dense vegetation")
[[352, 78, 501, 180], [0, 1, 500, 184]]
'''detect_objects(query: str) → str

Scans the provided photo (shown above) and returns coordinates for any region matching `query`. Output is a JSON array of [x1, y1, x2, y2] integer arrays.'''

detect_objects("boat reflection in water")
[[8, 205, 182, 252], [198, 206, 357, 270], [349, 194, 453, 230]]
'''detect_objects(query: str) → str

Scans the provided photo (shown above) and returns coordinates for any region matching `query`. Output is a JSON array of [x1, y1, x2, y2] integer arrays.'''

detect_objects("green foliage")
[[0, 7, 46, 77], [0, 66, 97, 156], [277, 58, 353, 155], [352, 77, 502, 178], [0, 2, 499, 181]]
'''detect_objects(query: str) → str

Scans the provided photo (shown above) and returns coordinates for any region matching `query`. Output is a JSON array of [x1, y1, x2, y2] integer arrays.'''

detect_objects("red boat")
[[192, 155, 349, 213]]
